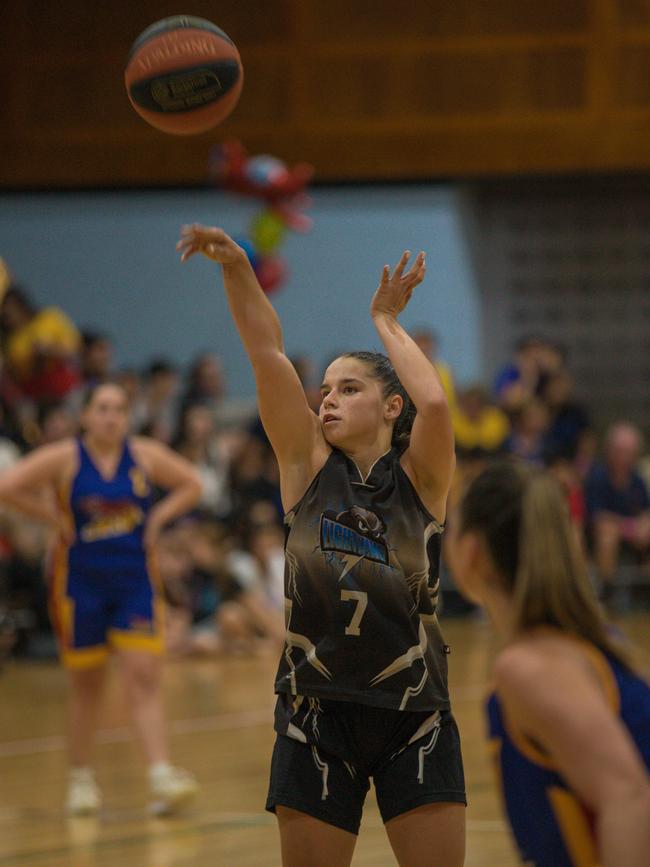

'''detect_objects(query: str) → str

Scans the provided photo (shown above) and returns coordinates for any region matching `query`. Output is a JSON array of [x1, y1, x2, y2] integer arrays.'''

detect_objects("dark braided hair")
[[342, 351, 415, 449]]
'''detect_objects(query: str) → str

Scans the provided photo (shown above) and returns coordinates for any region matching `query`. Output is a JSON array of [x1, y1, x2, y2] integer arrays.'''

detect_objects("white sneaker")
[[66, 768, 101, 816], [149, 765, 198, 816]]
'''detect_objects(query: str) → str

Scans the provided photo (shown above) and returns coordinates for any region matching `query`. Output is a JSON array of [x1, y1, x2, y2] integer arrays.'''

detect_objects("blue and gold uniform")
[[487, 637, 650, 867], [50, 438, 163, 668]]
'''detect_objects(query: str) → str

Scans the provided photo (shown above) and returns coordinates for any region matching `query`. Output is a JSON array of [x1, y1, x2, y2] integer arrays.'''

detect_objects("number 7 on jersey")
[[340, 589, 368, 636]]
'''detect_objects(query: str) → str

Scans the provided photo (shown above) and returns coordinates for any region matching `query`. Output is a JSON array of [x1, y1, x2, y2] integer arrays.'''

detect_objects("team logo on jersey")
[[319, 506, 389, 567], [129, 467, 150, 498], [79, 497, 145, 541]]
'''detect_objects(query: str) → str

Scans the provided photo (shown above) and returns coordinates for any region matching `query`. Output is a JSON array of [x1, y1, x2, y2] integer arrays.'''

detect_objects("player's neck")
[[83, 434, 123, 457], [481, 586, 517, 643], [343, 442, 392, 482]]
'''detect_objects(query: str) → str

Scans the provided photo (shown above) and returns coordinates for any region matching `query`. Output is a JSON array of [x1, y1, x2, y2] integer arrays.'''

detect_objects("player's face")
[[318, 357, 387, 448], [82, 385, 130, 445]]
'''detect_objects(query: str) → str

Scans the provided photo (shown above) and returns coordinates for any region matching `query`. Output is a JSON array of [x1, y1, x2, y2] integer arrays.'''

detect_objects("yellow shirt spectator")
[[0, 258, 10, 302], [6, 306, 80, 380], [453, 386, 510, 454], [409, 327, 456, 408]]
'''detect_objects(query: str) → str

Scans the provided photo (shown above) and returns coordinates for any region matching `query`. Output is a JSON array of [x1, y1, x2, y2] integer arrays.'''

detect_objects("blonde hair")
[[459, 461, 633, 668]]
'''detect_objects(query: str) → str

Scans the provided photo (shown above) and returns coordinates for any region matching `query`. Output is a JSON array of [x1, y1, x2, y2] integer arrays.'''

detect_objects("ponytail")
[[459, 462, 633, 668]]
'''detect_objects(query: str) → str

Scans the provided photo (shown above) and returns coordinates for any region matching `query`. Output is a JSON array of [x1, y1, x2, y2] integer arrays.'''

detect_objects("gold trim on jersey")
[[109, 546, 165, 655], [547, 786, 600, 867], [62, 645, 110, 669], [109, 630, 163, 654], [50, 477, 75, 664]]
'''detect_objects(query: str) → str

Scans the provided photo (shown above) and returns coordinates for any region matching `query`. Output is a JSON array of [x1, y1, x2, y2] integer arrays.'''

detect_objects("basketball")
[[125, 15, 243, 135]]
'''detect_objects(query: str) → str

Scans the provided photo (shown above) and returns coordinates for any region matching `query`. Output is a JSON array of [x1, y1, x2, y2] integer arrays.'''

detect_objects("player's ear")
[[463, 533, 482, 572], [384, 393, 403, 422]]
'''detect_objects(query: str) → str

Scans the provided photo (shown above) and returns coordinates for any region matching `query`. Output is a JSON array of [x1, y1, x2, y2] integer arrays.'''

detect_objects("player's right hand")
[[176, 224, 246, 265]]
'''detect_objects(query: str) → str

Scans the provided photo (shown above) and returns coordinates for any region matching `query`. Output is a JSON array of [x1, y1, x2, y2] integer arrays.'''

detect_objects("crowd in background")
[[1, 269, 649, 662]]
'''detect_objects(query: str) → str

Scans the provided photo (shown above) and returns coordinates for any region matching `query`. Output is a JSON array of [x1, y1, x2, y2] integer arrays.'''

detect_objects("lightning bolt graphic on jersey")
[[370, 621, 428, 687], [338, 554, 364, 581], [405, 568, 429, 615], [285, 549, 302, 605], [283, 599, 332, 695], [397, 669, 430, 710]]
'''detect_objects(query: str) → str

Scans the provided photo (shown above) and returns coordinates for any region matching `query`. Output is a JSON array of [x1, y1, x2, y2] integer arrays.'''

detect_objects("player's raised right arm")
[[177, 225, 328, 505]]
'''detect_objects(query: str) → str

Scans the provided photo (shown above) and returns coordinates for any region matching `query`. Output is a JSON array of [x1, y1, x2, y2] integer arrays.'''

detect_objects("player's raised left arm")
[[496, 646, 650, 867], [371, 252, 454, 518], [133, 438, 202, 546]]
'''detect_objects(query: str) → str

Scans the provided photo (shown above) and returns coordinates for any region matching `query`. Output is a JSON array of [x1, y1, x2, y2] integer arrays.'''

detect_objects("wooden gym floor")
[[1, 614, 648, 867]]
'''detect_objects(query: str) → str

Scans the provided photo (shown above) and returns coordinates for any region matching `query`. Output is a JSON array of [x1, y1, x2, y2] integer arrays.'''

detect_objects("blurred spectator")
[[183, 352, 225, 410], [80, 330, 113, 385], [183, 352, 256, 431], [36, 402, 77, 444], [230, 433, 283, 526], [585, 423, 650, 589], [547, 455, 587, 537], [173, 402, 231, 518], [247, 522, 286, 613], [0, 517, 52, 657], [156, 525, 195, 655], [114, 368, 142, 417], [493, 335, 544, 414], [0, 258, 11, 299], [410, 327, 455, 406], [160, 521, 283, 656], [176, 522, 250, 657], [504, 398, 550, 466], [452, 385, 510, 459], [540, 370, 591, 461], [0, 285, 80, 402], [574, 428, 599, 483], [0, 402, 21, 472], [640, 452, 650, 495], [135, 359, 180, 443], [535, 339, 566, 393]]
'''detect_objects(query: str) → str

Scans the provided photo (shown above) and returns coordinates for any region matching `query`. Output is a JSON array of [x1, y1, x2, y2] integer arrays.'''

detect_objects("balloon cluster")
[[210, 140, 314, 294]]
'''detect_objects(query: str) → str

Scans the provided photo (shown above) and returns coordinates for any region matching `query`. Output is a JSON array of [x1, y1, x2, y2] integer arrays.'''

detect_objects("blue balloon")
[[245, 155, 288, 187], [235, 237, 259, 270]]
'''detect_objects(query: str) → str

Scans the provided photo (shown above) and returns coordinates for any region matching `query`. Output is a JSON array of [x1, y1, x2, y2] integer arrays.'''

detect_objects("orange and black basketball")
[[125, 15, 243, 135]]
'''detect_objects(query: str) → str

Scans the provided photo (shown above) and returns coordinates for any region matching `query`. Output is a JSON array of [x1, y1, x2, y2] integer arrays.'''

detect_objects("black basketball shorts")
[[266, 694, 466, 835]]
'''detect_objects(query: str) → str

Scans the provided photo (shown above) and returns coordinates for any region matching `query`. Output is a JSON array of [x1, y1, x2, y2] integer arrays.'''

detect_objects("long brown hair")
[[458, 461, 632, 668]]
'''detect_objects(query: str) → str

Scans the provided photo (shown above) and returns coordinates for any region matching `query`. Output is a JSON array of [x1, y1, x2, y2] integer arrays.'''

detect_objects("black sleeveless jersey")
[[274, 447, 450, 712]]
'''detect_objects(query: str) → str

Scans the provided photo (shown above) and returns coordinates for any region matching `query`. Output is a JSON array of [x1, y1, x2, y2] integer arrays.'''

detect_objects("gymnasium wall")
[[469, 175, 650, 431], [5, 0, 650, 186], [0, 186, 481, 396]]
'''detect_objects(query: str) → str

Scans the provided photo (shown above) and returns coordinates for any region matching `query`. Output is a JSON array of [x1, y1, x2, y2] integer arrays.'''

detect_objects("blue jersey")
[[65, 437, 152, 574], [50, 438, 162, 667], [487, 639, 650, 867]]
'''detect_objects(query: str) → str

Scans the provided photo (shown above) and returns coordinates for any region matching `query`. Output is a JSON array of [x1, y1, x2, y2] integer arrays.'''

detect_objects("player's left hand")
[[370, 251, 426, 320]]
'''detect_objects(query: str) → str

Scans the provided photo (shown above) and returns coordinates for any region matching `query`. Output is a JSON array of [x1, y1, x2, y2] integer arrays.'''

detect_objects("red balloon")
[[254, 256, 287, 294], [210, 140, 314, 203]]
